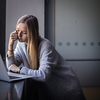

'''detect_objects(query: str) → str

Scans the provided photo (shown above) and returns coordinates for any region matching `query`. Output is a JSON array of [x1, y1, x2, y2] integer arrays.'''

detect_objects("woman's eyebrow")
[[16, 28, 27, 32], [23, 31, 27, 32]]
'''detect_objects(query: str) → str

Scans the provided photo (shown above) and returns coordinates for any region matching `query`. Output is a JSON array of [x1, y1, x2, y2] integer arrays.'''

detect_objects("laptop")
[[0, 55, 33, 82]]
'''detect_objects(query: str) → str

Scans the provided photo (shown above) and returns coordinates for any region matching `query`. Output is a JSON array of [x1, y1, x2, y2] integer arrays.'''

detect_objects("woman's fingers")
[[8, 64, 19, 73], [11, 34, 17, 39], [10, 31, 18, 41]]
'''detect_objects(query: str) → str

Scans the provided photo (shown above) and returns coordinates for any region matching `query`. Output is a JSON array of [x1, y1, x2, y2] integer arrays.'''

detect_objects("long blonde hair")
[[16, 15, 40, 70]]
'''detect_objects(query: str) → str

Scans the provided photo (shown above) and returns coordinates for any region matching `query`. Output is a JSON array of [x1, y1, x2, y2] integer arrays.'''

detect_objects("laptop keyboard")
[[9, 76, 21, 79]]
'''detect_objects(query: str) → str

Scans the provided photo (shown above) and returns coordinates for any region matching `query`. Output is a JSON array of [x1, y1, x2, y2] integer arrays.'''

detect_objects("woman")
[[6, 15, 86, 100]]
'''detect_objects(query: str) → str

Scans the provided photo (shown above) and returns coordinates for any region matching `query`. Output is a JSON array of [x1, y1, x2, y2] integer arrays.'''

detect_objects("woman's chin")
[[18, 40, 26, 43], [18, 39, 22, 42]]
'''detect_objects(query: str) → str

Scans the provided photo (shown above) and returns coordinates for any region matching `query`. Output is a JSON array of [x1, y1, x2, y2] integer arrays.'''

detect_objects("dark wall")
[[0, 0, 6, 58], [45, 0, 55, 45]]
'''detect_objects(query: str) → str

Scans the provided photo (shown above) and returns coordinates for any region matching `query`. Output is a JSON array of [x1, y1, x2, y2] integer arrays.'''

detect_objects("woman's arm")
[[6, 41, 23, 69], [20, 40, 58, 82], [6, 30, 22, 71], [7, 30, 18, 57]]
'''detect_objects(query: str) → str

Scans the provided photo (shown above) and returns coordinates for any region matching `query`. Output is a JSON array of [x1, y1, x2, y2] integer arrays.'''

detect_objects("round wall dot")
[[90, 42, 94, 46], [66, 42, 70, 46], [74, 42, 78, 46], [82, 42, 86, 46], [98, 42, 100, 46], [58, 42, 62, 46]]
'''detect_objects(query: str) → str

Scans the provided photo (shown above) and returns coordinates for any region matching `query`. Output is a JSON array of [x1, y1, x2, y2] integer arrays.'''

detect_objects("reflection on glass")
[[8, 81, 24, 100]]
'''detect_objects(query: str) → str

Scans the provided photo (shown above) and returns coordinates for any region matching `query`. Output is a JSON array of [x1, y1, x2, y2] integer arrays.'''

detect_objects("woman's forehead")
[[17, 23, 27, 31]]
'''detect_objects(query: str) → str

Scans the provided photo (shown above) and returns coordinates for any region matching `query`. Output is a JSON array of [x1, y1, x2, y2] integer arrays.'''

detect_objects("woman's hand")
[[9, 30, 18, 45], [8, 64, 20, 73]]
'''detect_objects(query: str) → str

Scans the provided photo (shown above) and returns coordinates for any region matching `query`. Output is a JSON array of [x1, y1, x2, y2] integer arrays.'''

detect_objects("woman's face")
[[16, 23, 28, 43]]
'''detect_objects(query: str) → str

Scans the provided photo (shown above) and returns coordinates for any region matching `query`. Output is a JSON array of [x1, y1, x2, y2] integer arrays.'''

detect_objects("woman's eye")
[[24, 33, 27, 34]]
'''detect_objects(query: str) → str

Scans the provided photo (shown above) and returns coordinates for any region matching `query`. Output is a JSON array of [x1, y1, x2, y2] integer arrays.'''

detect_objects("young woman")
[[6, 15, 86, 100]]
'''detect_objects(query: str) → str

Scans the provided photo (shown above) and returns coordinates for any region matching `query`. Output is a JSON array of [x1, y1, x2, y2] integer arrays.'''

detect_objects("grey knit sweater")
[[6, 37, 86, 100]]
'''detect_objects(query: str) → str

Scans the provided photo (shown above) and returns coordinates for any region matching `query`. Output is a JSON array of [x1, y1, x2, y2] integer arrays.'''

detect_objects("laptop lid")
[[0, 55, 33, 82]]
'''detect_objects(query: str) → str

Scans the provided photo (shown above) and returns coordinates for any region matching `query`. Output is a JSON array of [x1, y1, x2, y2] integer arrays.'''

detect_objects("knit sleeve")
[[20, 40, 58, 82], [6, 42, 23, 69]]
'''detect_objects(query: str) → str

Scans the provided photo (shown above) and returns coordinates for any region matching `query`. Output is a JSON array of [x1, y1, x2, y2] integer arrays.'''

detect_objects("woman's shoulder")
[[39, 37, 54, 49]]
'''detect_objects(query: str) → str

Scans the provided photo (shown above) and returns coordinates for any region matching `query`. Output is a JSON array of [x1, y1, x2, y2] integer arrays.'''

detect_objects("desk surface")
[[0, 79, 41, 100], [0, 80, 24, 100]]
